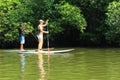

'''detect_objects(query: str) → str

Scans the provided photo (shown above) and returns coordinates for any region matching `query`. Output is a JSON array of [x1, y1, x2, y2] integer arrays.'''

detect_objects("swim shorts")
[[20, 35, 25, 44], [37, 34, 43, 39]]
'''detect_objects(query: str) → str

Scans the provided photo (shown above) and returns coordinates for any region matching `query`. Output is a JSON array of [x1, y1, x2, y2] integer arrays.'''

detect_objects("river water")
[[0, 48, 120, 80]]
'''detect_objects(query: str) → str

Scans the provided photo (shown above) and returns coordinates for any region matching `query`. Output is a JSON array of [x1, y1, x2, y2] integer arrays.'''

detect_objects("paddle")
[[47, 25, 50, 61], [30, 32, 38, 42]]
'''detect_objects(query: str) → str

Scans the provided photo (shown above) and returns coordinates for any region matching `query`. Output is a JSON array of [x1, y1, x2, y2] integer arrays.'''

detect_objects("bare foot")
[[20, 49, 25, 52]]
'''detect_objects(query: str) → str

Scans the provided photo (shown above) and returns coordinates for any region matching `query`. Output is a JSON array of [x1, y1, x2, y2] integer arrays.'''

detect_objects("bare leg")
[[20, 44, 24, 51], [38, 38, 43, 52]]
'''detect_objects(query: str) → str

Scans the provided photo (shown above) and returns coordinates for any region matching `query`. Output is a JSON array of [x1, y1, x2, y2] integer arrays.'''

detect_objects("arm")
[[25, 30, 32, 33], [21, 24, 32, 33], [39, 25, 48, 33], [43, 19, 49, 27], [24, 28, 32, 33], [43, 31, 49, 33]]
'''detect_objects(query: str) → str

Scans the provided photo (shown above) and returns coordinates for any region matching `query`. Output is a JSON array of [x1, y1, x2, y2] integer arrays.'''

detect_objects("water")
[[0, 48, 120, 80]]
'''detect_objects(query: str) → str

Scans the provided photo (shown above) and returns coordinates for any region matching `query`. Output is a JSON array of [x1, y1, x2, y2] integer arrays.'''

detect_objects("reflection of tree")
[[38, 53, 45, 80], [20, 54, 25, 80]]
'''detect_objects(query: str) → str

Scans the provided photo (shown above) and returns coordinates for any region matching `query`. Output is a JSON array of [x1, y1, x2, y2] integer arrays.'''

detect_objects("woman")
[[38, 19, 49, 52]]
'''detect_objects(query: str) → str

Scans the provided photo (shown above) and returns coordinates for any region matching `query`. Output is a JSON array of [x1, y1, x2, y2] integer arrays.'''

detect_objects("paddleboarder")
[[37, 19, 49, 52], [18, 23, 31, 51]]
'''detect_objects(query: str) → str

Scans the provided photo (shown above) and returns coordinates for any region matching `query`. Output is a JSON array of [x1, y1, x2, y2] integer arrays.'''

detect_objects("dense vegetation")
[[0, 0, 120, 48]]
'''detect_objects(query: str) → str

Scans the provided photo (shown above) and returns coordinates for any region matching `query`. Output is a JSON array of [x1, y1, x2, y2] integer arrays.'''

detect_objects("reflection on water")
[[20, 54, 25, 80], [20, 53, 47, 80], [38, 53, 45, 80], [0, 48, 120, 80]]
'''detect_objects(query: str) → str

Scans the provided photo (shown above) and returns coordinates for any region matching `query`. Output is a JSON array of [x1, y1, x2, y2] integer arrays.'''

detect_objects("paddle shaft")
[[47, 25, 50, 60], [47, 26, 50, 49], [31, 32, 38, 42]]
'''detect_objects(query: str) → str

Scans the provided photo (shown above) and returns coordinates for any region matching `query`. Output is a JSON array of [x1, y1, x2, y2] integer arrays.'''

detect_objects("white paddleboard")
[[4, 50, 35, 52], [4, 48, 54, 52], [19, 49, 74, 54]]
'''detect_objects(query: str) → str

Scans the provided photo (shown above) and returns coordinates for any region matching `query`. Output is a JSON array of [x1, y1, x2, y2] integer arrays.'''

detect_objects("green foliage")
[[1, 0, 120, 48], [66, 0, 120, 46], [106, 1, 120, 27], [55, 1, 86, 32], [0, 0, 34, 42], [106, 1, 120, 45], [32, 0, 86, 40]]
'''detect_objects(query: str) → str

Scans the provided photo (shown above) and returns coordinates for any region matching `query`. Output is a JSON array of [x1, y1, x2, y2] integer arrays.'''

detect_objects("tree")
[[66, 0, 119, 46], [32, 0, 87, 41], [50, 1, 87, 45], [106, 1, 120, 46], [55, 1, 86, 32], [0, 0, 34, 48]]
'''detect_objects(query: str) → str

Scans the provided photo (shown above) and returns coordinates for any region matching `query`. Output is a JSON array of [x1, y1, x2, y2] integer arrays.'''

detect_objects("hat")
[[39, 19, 44, 22]]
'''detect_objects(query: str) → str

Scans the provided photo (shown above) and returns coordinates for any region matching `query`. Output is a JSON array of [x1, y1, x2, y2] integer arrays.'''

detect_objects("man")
[[38, 19, 49, 52], [18, 23, 29, 51]]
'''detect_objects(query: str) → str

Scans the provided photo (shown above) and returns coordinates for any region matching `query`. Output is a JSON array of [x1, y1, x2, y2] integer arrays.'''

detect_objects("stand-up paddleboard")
[[4, 50, 35, 52], [19, 49, 74, 54], [4, 48, 54, 52]]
